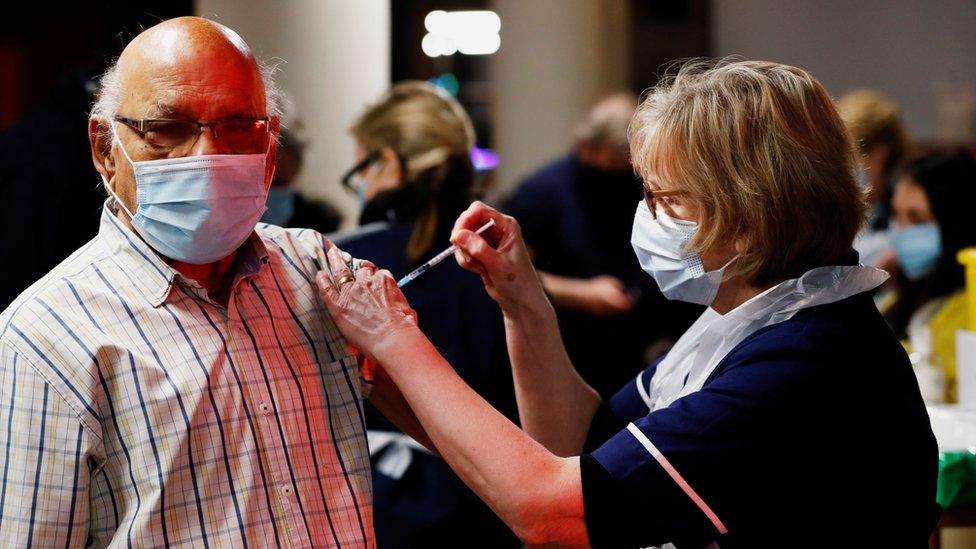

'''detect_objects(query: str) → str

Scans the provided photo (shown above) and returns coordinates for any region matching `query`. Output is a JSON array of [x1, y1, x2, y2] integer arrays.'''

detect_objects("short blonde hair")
[[837, 89, 907, 152], [836, 88, 909, 174], [351, 81, 476, 264], [630, 59, 866, 286], [352, 81, 475, 176]]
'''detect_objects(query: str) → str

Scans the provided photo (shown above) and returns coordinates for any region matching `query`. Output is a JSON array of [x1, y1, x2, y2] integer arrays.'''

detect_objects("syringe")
[[397, 219, 496, 287]]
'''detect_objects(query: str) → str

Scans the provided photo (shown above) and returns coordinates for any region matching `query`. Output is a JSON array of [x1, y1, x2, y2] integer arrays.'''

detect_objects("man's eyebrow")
[[145, 102, 182, 118], [142, 103, 263, 120]]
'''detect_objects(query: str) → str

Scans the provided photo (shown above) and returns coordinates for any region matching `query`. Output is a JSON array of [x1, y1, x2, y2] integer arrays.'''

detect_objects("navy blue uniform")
[[581, 292, 939, 548]]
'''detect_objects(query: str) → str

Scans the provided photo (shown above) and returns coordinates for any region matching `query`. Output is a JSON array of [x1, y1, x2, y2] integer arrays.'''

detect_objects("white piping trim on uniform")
[[636, 370, 653, 410], [625, 423, 728, 535]]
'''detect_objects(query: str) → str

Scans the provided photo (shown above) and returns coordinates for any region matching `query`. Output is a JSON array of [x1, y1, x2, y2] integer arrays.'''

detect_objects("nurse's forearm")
[[368, 366, 438, 454], [373, 327, 589, 547], [504, 300, 601, 457]]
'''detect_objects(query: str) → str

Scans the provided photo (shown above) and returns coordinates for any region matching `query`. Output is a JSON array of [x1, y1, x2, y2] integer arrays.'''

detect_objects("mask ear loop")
[[264, 135, 276, 188], [101, 121, 138, 220]]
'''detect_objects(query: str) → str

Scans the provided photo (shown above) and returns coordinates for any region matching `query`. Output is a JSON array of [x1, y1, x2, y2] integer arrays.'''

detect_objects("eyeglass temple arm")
[[114, 117, 144, 132]]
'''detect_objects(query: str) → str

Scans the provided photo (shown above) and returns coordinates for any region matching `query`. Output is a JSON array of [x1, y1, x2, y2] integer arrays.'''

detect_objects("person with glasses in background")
[[0, 17, 428, 547], [330, 81, 519, 548], [317, 60, 938, 547]]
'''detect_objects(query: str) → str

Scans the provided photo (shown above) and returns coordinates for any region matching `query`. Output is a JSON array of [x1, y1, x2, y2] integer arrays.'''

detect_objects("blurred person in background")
[[883, 150, 976, 403], [330, 81, 519, 548], [0, 69, 104, 309], [838, 89, 912, 267], [259, 97, 342, 232], [504, 93, 700, 397], [838, 89, 911, 230]]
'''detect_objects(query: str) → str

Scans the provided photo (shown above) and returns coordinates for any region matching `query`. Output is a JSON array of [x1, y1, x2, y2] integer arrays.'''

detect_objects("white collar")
[[647, 264, 888, 411]]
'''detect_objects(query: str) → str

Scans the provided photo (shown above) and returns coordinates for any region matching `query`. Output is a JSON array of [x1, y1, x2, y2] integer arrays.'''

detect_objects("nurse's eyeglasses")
[[642, 182, 688, 219]]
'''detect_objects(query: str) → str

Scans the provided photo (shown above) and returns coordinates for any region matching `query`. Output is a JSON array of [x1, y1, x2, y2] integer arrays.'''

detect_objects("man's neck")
[[116, 208, 240, 307], [169, 255, 239, 307]]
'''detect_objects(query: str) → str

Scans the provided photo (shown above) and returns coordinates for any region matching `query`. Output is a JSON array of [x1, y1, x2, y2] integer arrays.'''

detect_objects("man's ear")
[[265, 117, 281, 188], [89, 116, 115, 183]]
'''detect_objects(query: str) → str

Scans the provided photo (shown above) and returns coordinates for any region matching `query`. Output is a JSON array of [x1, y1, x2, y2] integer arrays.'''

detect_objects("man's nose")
[[189, 126, 221, 156]]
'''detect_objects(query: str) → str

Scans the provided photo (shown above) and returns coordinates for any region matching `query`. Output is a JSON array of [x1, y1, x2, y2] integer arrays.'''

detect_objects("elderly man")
[[0, 17, 412, 547]]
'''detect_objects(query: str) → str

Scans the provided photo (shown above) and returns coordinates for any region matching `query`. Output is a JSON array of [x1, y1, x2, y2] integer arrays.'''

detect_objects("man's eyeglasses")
[[340, 151, 381, 193], [642, 182, 687, 219], [113, 116, 271, 153]]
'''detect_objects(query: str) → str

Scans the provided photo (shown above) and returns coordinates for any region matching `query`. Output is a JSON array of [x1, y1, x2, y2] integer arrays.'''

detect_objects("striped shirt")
[[0, 204, 374, 547]]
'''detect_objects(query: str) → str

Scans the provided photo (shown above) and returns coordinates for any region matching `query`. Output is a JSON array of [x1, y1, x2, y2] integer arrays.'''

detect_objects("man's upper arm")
[[0, 342, 95, 547], [289, 229, 371, 392]]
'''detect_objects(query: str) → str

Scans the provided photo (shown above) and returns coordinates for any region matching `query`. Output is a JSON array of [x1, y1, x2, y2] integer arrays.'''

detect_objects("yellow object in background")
[[957, 248, 976, 331], [931, 292, 967, 403]]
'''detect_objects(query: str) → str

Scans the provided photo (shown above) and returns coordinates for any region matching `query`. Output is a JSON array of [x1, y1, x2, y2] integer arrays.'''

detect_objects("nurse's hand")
[[316, 246, 420, 361], [450, 201, 548, 316]]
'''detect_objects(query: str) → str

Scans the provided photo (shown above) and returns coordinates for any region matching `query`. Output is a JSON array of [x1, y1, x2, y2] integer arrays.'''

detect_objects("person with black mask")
[[884, 150, 976, 403], [504, 93, 701, 397], [329, 81, 519, 549]]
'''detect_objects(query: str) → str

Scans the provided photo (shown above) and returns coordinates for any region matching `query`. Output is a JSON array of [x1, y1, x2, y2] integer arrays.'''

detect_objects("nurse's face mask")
[[631, 184, 731, 306], [103, 116, 273, 264]]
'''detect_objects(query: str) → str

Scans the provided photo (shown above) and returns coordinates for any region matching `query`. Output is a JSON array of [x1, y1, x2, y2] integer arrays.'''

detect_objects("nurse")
[[318, 59, 939, 547]]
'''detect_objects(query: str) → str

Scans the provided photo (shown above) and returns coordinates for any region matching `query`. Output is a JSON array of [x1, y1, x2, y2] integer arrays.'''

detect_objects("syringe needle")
[[397, 219, 496, 287]]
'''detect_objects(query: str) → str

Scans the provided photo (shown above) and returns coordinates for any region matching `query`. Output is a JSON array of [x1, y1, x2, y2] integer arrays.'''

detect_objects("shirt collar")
[[98, 200, 270, 307], [648, 263, 888, 411], [715, 263, 889, 326]]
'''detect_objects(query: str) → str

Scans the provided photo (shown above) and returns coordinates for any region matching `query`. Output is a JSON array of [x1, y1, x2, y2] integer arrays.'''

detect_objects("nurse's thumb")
[[453, 229, 502, 273]]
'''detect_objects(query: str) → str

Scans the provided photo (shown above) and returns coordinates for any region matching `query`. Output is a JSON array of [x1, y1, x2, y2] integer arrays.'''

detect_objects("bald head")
[[121, 17, 254, 75], [575, 92, 637, 173], [575, 93, 638, 153], [92, 16, 280, 123]]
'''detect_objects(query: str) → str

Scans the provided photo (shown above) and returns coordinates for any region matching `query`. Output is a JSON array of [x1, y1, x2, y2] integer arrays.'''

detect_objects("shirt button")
[[259, 402, 271, 415], [280, 485, 293, 496]]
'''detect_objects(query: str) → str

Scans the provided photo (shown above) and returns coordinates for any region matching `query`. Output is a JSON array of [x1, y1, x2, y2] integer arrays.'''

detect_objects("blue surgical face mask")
[[630, 201, 732, 306], [891, 222, 942, 281], [351, 159, 384, 212], [261, 187, 296, 227], [103, 128, 270, 264], [352, 173, 368, 209]]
